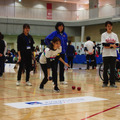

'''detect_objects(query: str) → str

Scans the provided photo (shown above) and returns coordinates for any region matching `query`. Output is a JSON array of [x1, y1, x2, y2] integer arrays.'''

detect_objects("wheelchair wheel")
[[99, 63, 110, 81], [115, 69, 120, 81], [99, 63, 120, 81]]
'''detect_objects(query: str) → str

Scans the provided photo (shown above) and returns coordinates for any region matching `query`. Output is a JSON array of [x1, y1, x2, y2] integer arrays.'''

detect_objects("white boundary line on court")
[[5, 96, 107, 109]]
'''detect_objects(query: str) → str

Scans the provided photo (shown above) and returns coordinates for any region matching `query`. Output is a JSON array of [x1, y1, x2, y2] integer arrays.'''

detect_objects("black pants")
[[103, 57, 116, 85], [0, 56, 4, 76], [57, 54, 65, 82], [93, 55, 97, 67], [17, 56, 32, 82], [67, 56, 74, 68], [86, 54, 94, 69], [40, 60, 58, 86]]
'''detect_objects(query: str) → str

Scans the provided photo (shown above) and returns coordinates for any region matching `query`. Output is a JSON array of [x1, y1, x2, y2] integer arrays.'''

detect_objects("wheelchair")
[[99, 63, 120, 81]]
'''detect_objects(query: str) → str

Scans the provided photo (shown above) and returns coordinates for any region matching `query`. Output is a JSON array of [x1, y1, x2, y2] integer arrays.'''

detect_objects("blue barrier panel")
[[65, 54, 103, 64]]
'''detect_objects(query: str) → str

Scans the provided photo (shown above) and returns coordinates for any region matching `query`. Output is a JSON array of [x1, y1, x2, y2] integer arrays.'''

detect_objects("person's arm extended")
[[59, 57, 70, 67]]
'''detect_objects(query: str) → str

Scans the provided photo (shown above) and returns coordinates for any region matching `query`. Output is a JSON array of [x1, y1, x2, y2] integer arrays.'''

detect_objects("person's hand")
[[110, 44, 116, 48], [88, 52, 93, 55], [112, 44, 116, 48], [0, 53, 3, 57], [18, 56, 21, 62], [65, 63, 70, 67], [116, 59, 119, 62]]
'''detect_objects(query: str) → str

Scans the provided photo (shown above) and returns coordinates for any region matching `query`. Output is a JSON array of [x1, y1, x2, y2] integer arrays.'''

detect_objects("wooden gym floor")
[[0, 64, 120, 120]]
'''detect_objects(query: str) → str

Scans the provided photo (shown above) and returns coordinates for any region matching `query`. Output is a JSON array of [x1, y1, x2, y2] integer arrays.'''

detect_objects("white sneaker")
[[60, 81, 68, 85], [26, 81, 32, 86], [16, 81, 20, 86]]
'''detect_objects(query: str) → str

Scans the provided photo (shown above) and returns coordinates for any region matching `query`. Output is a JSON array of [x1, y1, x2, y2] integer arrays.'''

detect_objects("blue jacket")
[[45, 31, 68, 54], [66, 45, 75, 57], [117, 50, 120, 61]]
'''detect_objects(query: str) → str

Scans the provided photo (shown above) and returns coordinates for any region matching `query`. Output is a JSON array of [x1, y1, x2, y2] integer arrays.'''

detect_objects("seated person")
[[13, 53, 18, 63], [6, 50, 13, 63]]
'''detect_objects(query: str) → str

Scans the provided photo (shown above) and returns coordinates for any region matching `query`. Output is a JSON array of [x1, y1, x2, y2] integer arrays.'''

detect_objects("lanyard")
[[25, 36, 30, 45]]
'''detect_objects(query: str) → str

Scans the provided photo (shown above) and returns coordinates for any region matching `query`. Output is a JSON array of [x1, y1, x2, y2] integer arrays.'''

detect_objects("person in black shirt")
[[66, 41, 75, 69], [0, 33, 5, 77], [16, 24, 35, 86]]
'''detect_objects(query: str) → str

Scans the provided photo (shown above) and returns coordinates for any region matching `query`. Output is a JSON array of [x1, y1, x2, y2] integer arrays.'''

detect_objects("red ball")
[[75, 52, 77, 55], [77, 87, 81, 91], [72, 86, 76, 90]]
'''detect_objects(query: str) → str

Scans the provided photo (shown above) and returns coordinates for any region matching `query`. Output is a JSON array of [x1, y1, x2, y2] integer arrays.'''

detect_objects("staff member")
[[0, 33, 5, 77], [84, 36, 95, 70], [16, 24, 35, 86], [0, 33, 7, 74], [101, 21, 119, 88], [66, 40, 75, 69], [45, 22, 68, 85]]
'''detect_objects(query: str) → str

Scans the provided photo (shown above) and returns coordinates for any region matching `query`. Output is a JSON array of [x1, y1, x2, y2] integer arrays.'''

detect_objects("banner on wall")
[[47, 3, 52, 19]]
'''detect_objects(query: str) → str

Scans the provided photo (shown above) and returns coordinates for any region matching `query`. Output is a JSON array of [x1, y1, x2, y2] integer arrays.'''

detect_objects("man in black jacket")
[[0, 33, 5, 77], [16, 24, 35, 86]]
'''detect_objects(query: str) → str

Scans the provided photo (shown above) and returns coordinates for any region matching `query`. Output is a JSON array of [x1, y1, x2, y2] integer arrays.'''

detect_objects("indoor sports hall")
[[0, 0, 120, 120]]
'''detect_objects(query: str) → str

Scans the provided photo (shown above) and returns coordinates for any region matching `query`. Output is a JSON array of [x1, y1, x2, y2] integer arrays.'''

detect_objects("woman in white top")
[[39, 37, 69, 92], [101, 21, 119, 88]]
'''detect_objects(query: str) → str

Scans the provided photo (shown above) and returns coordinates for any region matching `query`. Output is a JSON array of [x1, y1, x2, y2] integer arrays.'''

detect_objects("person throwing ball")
[[101, 21, 119, 88], [39, 37, 69, 92]]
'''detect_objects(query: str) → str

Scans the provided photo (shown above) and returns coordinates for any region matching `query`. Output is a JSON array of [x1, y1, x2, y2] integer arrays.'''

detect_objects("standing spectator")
[[66, 40, 75, 69], [101, 21, 119, 88], [97, 44, 101, 55], [45, 22, 68, 85], [93, 41, 97, 69], [1, 33, 7, 73], [84, 36, 95, 70], [35, 46, 40, 62], [16, 24, 35, 86], [0, 33, 5, 77]]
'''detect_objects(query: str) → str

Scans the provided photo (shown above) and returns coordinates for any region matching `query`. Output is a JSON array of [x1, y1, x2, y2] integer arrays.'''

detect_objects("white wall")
[[0, 0, 15, 17], [99, 4, 115, 18], [0, 0, 119, 21], [0, 0, 77, 21]]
